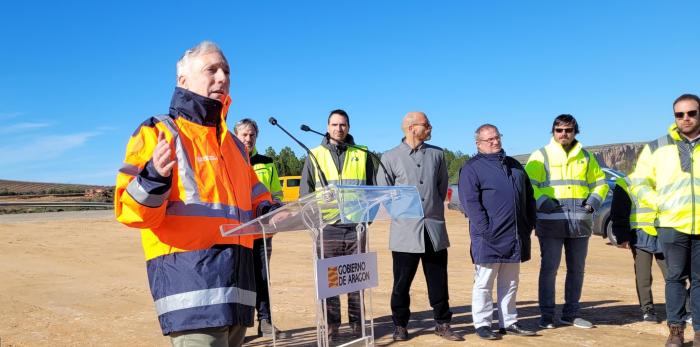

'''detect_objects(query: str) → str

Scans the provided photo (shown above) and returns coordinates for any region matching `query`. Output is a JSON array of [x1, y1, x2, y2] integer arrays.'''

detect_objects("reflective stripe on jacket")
[[630, 123, 700, 235], [250, 147, 282, 238], [310, 144, 367, 222], [310, 145, 368, 186], [615, 177, 657, 236], [115, 87, 274, 334], [250, 147, 283, 201], [525, 138, 608, 237]]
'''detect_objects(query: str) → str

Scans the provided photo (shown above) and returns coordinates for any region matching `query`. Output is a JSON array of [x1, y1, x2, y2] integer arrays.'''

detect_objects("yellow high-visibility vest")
[[525, 138, 608, 237], [615, 176, 657, 236], [630, 123, 700, 235], [310, 145, 368, 223]]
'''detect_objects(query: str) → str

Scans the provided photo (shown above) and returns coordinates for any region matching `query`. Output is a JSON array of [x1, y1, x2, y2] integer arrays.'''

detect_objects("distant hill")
[[0, 179, 111, 196], [511, 142, 646, 174]]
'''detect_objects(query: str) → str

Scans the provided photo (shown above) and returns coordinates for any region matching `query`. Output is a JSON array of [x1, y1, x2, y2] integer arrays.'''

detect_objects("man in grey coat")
[[377, 111, 462, 342]]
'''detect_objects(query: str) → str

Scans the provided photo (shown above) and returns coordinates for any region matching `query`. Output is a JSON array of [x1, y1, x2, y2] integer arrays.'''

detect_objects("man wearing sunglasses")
[[630, 94, 700, 347], [525, 114, 608, 330]]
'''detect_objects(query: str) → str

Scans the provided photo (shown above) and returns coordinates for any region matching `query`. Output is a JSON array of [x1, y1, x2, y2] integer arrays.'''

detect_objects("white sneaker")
[[559, 317, 594, 329]]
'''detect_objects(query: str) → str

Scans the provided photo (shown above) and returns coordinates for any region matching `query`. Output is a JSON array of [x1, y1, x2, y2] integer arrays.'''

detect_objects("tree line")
[[262, 146, 470, 184]]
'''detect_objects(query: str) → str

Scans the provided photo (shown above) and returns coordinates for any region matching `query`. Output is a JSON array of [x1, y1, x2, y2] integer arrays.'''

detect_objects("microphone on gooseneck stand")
[[300, 124, 396, 186], [268, 117, 328, 188]]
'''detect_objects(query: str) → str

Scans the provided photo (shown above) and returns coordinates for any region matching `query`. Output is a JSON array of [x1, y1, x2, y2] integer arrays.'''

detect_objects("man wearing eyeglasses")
[[377, 112, 463, 342], [234, 118, 289, 339], [459, 124, 537, 340], [629, 94, 700, 347], [525, 114, 608, 330]]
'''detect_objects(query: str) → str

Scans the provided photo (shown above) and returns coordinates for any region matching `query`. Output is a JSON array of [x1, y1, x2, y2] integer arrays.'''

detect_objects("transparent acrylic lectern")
[[221, 185, 423, 347]]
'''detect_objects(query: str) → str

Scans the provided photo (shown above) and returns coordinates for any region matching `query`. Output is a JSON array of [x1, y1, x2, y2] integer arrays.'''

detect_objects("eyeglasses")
[[554, 128, 574, 134], [412, 122, 432, 128], [674, 110, 699, 119], [478, 134, 502, 143]]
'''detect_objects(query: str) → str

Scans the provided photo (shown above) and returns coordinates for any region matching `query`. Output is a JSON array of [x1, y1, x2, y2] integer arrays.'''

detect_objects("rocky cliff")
[[512, 142, 646, 174]]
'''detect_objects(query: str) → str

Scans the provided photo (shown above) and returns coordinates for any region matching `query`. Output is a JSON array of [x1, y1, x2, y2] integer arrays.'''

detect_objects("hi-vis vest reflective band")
[[250, 148, 283, 201], [310, 145, 368, 186], [115, 113, 272, 259], [630, 123, 700, 235], [310, 145, 368, 222], [525, 139, 608, 237], [615, 176, 657, 236], [115, 106, 270, 334]]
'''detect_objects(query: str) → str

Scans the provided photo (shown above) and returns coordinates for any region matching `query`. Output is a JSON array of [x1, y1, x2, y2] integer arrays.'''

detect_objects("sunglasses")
[[674, 110, 699, 119], [554, 128, 574, 134]]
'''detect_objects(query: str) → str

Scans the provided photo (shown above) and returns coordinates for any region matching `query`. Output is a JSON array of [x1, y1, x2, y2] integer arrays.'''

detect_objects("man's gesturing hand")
[[153, 132, 176, 177]]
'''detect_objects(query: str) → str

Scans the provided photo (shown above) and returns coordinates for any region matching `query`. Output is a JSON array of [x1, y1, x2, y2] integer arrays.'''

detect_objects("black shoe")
[[258, 319, 291, 338], [392, 325, 409, 341], [476, 326, 501, 340], [498, 323, 537, 336], [435, 323, 464, 341], [643, 311, 660, 323], [350, 322, 363, 337], [538, 317, 555, 329]]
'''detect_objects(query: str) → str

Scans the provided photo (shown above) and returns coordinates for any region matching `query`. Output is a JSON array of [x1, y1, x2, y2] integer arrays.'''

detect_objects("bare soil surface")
[[0, 209, 673, 346]]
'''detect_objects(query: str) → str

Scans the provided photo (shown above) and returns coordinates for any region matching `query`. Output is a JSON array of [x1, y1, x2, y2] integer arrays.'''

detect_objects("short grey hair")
[[474, 123, 499, 141], [234, 118, 259, 135], [176, 41, 227, 80]]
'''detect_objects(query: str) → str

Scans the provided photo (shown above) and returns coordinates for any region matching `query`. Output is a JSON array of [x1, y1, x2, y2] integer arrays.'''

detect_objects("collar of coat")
[[668, 122, 700, 143], [399, 137, 427, 153], [476, 149, 507, 161], [320, 133, 356, 152], [546, 137, 583, 159], [168, 87, 231, 127]]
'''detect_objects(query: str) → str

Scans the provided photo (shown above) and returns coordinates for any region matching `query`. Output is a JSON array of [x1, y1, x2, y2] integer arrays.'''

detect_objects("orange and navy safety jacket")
[[115, 87, 275, 335]]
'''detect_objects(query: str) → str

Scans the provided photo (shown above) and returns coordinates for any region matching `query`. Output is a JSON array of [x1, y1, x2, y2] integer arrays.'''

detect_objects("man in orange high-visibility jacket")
[[115, 41, 279, 347]]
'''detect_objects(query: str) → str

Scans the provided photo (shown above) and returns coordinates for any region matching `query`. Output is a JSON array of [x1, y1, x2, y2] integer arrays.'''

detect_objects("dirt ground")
[[0, 209, 679, 346]]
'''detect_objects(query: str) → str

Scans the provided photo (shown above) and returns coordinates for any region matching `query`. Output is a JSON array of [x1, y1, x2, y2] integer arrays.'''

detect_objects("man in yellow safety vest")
[[629, 94, 700, 347], [299, 109, 375, 341], [525, 114, 608, 330]]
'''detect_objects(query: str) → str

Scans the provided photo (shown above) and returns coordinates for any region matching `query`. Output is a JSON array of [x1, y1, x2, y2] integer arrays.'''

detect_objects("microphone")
[[268, 117, 329, 188], [300, 124, 396, 186]]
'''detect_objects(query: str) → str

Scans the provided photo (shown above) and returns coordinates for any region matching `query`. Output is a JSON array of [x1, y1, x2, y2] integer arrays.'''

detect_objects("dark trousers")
[[391, 232, 452, 327], [631, 247, 668, 314], [321, 224, 365, 325], [658, 228, 700, 329], [538, 236, 589, 319], [253, 237, 273, 322]]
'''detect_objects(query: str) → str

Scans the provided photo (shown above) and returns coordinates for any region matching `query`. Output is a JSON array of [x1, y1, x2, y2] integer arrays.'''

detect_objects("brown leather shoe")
[[666, 324, 684, 347], [435, 323, 464, 341], [694, 331, 700, 346]]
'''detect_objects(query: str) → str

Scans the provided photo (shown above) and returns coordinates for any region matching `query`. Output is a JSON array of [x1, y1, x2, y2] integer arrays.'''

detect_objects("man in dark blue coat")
[[458, 124, 537, 340]]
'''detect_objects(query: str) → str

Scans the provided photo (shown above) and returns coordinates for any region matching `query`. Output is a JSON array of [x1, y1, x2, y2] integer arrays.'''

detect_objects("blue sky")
[[1, 1, 698, 185]]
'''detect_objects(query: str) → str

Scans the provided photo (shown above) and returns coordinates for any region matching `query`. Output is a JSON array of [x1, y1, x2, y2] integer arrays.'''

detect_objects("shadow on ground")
[[243, 299, 664, 346]]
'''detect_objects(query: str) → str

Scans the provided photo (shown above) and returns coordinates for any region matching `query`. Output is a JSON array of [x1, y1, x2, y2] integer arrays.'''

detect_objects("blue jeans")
[[538, 236, 589, 319], [658, 228, 700, 329]]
